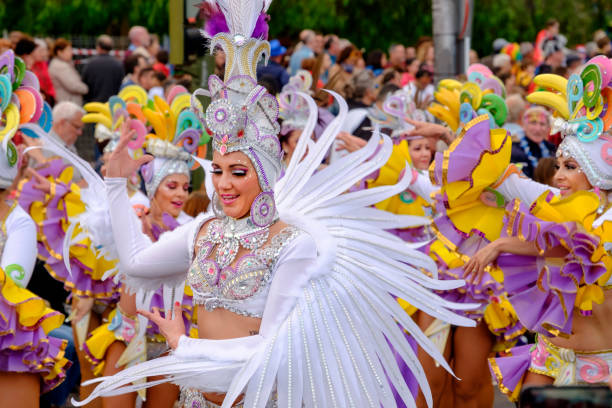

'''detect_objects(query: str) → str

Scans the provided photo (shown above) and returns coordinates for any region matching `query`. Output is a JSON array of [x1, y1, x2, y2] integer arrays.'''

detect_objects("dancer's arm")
[[106, 177, 196, 284], [493, 166, 559, 204], [1, 207, 37, 287], [463, 236, 567, 284]]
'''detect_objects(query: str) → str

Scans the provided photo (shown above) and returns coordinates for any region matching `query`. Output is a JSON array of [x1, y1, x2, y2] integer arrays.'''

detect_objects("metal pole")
[[456, 0, 474, 76], [433, 0, 458, 82]]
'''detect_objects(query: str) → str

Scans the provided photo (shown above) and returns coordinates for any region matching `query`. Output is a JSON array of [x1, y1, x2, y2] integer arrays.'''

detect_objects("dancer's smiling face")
[[553, 155, 592, 196], [408, 138, 432, 171], [153, 173, 189, 218], [212, 150, 262, 219]]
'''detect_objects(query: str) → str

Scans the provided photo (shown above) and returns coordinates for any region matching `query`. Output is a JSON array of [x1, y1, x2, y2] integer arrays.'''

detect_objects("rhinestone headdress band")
[[194, 0, 282, 192]]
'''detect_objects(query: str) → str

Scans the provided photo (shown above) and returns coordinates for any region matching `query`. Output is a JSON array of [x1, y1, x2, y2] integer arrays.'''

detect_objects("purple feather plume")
[[199, 1, 269, 39], [252, 13, 270, 40]]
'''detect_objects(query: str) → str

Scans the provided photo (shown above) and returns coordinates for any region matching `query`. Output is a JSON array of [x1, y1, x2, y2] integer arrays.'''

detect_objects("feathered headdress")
[[527, 55, 612, 190], [83, 84, 208, 197], [278, 70, 334, 141], [429, 64, 509, 132], [193, 0, 282, 195], [368, 88, 431, 139], [0, 50, 52, 188]]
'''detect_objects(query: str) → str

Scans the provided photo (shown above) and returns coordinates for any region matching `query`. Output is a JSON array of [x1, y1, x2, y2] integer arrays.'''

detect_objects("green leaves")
[[0, 0, 168, 37]]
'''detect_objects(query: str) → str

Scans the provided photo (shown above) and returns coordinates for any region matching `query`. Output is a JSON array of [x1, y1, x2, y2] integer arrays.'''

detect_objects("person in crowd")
[[503, 93, 527, 141], [404, 67, 434, 110], [520, 41, 535, 62], [8, 31, 24, 48], [127, 25, 151, 60], [423, 43, 435, 71], [121, 53, 148, 89], [31, 38, 56, 105], [492, 37, 510, 54], [256, 39, 289, 90], [138, 67, 165, 98], [47, 102, 85, 157], [596, 35, 611, 56], [14, 36, 37, 66], [536, 37, 565, 75], [534, 18, 560, 64], [402, 57, 420, 85], [312, 50, 332, 85], [213, 47, 226, 79], [469, 49, 479, 65], [24, 101, 88, 179], [492, 53, 513, 79], [510, 106, 555, 179], [415, 37, 433, 64], [566, 54, 583, 75], [153, 49, 170, 77], [313, 32, 325, 55], [81, 35, 124, 103], [324, 34, 341, 64], [366, 49, 387, 77], [380, 67, 402, 87], [289, 30, 316, 75], [406, 46, 416, 59], [388, 43, 406, 71], [147, 33, 161, 63], [149, 71, 167, 98], [48, 38, 88, 105], [0, 39, 11, 53], [343, 73, 399, 140], [532, 156, 557, 186], [326, 45, 363, 99], [585, 41, 599, 58]]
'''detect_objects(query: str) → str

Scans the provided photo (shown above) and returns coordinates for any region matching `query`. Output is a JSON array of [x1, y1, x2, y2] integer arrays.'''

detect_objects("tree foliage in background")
[[471, 0, 611, 55], [1, 0, 611, 56], [267, 0, 433, 52], [0, 0, 169, 37]]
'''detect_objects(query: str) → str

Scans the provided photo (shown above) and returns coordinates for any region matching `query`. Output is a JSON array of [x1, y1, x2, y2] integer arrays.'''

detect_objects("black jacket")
[[81, 54, 125, 103]]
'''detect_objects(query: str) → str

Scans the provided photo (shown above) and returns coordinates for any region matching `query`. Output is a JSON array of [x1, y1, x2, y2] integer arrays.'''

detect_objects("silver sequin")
[[187, 218, 300, 317]]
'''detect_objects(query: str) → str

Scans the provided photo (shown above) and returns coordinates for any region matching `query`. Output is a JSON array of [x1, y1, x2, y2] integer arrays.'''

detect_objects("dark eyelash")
[[233, 170, 247, 176]]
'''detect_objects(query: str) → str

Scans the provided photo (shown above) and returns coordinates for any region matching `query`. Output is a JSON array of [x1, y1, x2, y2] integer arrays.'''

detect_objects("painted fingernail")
[[175, 301, 180, 307]]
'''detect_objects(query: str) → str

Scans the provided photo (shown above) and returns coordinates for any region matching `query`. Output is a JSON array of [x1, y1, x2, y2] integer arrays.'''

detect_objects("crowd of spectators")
[[3, 18, 612, 183], [2, 27, 192, 163]]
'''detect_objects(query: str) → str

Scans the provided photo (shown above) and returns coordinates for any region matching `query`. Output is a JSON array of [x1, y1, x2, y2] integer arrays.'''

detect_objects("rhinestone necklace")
[[203, 215, 278, 268]]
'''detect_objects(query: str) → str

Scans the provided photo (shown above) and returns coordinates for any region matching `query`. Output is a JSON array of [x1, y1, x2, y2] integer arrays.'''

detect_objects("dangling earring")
[[250, 191, 277, 227], [212, 192, 225, 219]]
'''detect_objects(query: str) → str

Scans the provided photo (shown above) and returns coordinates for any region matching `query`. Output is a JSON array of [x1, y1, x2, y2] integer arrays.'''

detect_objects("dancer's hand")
[[463, 242, 501, 285], [404, 119, 453, 143], [106, 122, 153, 178], [336, 131, 366, 152], [21, 135, 46, 165], [25, 168, 51, 194], [74, 296, 94, 323], [138, 302, 185, 349]]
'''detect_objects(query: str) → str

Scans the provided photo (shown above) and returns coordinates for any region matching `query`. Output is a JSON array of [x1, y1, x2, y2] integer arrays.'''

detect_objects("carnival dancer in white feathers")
[[73, 1, 477, 406]]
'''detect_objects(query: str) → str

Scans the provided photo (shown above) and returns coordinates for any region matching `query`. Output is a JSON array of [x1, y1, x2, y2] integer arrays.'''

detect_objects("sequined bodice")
[[188, 217, 300, 317]]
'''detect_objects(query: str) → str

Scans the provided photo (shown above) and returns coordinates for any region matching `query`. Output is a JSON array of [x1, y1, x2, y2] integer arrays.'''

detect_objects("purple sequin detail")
[[248, 147, 270, 189]]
